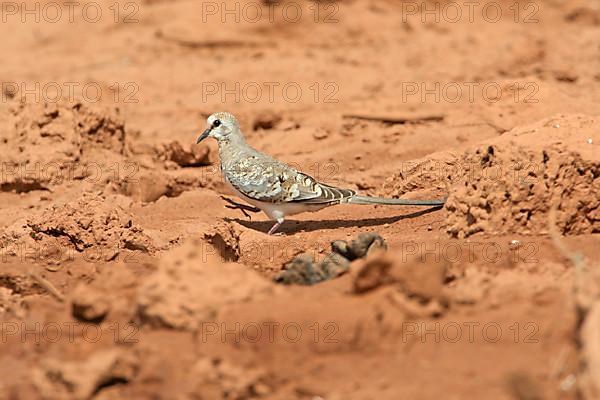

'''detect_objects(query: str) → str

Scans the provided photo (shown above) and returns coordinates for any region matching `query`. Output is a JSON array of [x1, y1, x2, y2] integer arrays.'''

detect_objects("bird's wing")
[[225, 155, 355, 204]]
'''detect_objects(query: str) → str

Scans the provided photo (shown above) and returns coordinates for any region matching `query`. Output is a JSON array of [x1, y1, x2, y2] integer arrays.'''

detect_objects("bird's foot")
[[267, 220, 283, 235], [220, 196, 261, 220]]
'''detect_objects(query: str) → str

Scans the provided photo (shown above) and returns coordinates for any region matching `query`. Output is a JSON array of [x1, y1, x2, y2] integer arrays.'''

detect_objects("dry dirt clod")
[[71, 284, 111, 323], [351, 252, 448, 303], [252, 111, 282, 131], [351, 254, 395, 294], [31, 349, 138, 400], [136, 239, 271, 330], [312, 128, 330, 140], [2, 101, 128, 193], [506, 371, 542, 400], [159, 141, 211, 167], [186, 357, 271, 399], [445, 122, 600, 238], [122, 170, 171, 203], [24, 193, 155, 257]]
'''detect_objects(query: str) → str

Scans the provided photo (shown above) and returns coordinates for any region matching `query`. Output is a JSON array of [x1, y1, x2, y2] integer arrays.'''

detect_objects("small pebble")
[[560, 374, 576, 392], [553, 124, 560, 128], [587, 138, 593, 144], [45, 264, 62, 272], [509, 239, 521, 249], [314, 129, 329, 139]]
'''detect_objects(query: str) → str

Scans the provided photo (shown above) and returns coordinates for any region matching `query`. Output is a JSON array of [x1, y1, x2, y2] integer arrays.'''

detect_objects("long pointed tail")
[[347, 195, 446, 206]]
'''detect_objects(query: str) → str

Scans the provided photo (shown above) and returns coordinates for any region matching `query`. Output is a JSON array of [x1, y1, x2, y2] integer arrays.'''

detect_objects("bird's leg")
[[267, 219, 284, 235], [220, 196, 261, 220]]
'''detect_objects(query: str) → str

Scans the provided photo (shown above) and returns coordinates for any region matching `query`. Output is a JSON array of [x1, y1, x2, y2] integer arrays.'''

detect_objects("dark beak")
[[196, 127, 212, 144]]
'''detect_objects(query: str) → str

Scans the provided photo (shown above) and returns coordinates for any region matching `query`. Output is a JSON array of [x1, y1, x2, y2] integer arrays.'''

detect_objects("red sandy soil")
[[1, 0, 599, 399]]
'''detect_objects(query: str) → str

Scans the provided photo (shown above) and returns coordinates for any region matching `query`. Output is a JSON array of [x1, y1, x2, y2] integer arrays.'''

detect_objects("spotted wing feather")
[[225, 155, 355, 204]]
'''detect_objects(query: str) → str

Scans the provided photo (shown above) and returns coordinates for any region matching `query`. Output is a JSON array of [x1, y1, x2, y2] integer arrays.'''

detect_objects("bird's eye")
[[213, 119, 221, 127]]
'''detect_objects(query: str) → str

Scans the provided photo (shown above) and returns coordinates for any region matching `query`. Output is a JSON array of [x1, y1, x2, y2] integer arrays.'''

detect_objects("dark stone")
[[275, 233, 387, 286], [320, 252, 351, 278], [274, 253, 325, 285]]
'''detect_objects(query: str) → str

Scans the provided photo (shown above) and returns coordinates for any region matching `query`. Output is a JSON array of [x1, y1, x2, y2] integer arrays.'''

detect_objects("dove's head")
[[196, 112, 242, 144]]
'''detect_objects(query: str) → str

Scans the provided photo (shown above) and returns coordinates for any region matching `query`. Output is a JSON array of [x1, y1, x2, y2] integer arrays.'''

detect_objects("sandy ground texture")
[[1, 0, 600, 399]]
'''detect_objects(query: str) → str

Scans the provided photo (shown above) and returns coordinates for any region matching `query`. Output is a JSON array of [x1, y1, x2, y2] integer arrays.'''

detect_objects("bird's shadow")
[[225, 206, 444, 235]]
